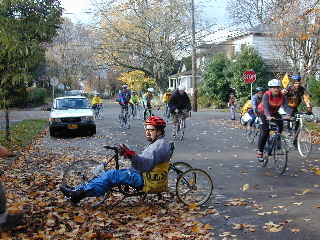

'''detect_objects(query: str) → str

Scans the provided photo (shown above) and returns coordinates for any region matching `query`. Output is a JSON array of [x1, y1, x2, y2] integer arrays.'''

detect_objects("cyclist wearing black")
[[60, 116, 172, 206], [168, 85, 191, 136], [257, 79, 291, 160]]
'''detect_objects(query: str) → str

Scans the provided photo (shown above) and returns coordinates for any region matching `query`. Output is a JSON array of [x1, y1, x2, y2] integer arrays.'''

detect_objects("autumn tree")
[[118, 70, 156, 94], [94, 0, 212, 93], [45, 18, 102, 91], [0, 0, 62, 140]]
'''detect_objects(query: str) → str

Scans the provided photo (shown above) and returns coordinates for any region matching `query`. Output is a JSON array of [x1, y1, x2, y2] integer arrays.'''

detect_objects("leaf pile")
[[0, 130, 215, 239]]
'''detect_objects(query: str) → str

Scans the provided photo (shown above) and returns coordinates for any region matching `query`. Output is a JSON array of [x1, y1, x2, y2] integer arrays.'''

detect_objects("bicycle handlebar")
[[104, 145, 118, 151]]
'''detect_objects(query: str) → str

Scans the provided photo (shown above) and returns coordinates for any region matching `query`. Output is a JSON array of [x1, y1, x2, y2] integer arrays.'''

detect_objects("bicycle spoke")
[[176, 169, 213, 206]]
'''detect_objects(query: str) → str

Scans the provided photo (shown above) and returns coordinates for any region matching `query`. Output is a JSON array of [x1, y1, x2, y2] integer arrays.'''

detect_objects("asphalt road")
[[2, 100, 320, 239]]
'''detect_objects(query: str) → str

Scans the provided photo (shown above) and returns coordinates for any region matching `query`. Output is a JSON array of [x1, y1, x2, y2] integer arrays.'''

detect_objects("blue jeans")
[[82, 169, 144, 197], [248, 109, 256, 127]]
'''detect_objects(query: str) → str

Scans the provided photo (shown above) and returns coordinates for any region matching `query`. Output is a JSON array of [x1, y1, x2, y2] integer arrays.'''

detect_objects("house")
[[169, 26, 291, 94]]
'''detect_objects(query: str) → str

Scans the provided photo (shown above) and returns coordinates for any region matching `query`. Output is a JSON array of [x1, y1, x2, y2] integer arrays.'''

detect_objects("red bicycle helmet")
[[145, 116, 166, 127]]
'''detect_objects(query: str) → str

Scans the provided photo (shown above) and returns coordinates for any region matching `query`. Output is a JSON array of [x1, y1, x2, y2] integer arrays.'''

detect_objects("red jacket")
[[258, 90, 285, 116]]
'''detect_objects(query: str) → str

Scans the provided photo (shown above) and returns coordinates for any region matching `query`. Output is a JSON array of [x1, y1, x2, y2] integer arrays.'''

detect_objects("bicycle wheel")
[[119, 113, 124, 127], [168, 162, 192, 195], [178, 118, 185, 141], [124, 112, 130, 129], [297, 125, 312, 158], [176, 169, 213, 206], [246, 125, 255, 143], [273, 135, 288, 175], [136, 107, 141, 120], [62, 160, 109, 206]]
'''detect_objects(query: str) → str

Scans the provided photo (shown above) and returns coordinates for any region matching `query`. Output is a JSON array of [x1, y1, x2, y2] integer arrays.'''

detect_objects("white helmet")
[[147, 87, 154, 93], [178, 84, 186, 91], [268, 79, 281, 87]]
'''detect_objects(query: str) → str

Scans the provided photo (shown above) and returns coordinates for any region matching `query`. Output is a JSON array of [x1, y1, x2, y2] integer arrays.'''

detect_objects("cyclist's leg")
[[83, 169, 143, 196], [248, 109, 256, 127], [171, 112, 178, 136], [257, 113, 269, 156]]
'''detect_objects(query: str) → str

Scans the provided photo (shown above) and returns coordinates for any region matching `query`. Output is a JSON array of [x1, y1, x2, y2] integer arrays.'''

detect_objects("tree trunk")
[[5, 108, 10, 142]]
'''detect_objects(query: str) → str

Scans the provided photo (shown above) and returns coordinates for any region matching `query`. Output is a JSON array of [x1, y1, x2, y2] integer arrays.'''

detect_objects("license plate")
[[68, 124, 78, 129]]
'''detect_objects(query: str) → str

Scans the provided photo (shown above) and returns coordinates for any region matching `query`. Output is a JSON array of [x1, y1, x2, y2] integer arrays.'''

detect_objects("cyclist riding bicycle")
[[247, 87, 265, 130], [282, 74, 312, 133], [257, 79, 291, 160], [117, 85, 131, 106], [162, 88, 172, 118], [92, 93, 103, 111], [142, 88, 155, 120], [129, 91, 140, 115], [60, 116, 172, 205], [168, 85, 191, 136]]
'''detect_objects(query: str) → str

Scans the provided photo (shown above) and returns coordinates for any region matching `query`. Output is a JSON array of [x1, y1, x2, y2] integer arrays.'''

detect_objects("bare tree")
[[45, 18, 102, 90], [226, 0, 320, 76], [92, 0, 214, 92]]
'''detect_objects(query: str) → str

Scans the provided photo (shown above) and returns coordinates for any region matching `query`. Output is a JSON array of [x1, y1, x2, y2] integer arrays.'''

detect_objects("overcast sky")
[[60, 0, 229, 25]]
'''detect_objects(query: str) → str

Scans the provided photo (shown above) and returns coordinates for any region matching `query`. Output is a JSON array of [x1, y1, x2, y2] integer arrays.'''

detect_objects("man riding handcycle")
[[60, 116, 212, 206]]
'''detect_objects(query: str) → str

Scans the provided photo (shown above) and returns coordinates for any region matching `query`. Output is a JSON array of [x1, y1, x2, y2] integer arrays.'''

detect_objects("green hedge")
[[27, 87, 47, 106]]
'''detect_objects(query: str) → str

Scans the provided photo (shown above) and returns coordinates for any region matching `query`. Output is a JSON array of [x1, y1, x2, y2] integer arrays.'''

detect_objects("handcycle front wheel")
[[176, 168, 213, 206], [62, 159, 109, 207], [297, 125, 312, 158]]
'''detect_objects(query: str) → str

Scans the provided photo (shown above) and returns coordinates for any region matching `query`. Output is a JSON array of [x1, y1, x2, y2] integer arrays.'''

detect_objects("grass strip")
[[0, 119, 47, 153]]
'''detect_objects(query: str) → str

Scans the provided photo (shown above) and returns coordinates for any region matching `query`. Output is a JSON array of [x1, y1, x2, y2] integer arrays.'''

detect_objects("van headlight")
[[50, 118, 61, 123], [82, 116, 94, 122]]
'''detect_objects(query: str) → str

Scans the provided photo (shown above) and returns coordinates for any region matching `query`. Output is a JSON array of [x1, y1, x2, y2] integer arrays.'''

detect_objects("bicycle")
[[131, 103, 141, 120], [173, 110, 188, 141], [61, 143, 213, 207], [93, 104, 103, 119], [119, 104, 130, 129], [284, 112, 314, 158], [142, 104, 154, 121], [259, 119, 288, 175], [246, 116, 261, 143], [163, 102, 171, 121]]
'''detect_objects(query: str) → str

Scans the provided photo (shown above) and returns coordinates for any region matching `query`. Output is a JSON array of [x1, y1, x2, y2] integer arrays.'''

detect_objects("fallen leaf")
[[302, 189, 310, 195], [243, 183, 250, 191]]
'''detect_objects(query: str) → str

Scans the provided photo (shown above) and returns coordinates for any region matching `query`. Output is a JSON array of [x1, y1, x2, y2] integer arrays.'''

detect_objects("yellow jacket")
[[92, 96, 103, 106], [241, 100, 253, 116], [162, 92, 171, 103]]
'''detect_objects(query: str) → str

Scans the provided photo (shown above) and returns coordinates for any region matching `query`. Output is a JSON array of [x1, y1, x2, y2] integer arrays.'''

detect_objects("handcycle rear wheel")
[[273, 135, 288, 175], [62, 159, 109, 206], [297, 125, 312, 158], [168, 162, 192, 195], [176, 169, 213, 206]]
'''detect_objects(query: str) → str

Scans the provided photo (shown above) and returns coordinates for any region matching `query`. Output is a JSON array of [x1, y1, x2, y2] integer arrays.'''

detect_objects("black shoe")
[[60, 186, 85, 205], [0, 212, 24, 232]]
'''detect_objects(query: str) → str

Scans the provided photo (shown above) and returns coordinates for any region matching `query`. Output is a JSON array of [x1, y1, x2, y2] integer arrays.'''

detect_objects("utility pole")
[[191, 0, 197, 112]]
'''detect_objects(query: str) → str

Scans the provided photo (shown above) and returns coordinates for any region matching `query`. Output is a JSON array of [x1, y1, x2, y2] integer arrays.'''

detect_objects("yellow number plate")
[[68, 124, 78, 129]]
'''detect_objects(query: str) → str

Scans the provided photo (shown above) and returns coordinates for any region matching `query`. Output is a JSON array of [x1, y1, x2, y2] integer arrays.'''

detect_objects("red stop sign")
[[243, 70, 256, 83]]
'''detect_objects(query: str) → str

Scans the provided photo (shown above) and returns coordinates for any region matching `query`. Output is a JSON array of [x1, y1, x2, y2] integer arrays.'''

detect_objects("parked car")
[[49, 96, 96, 137]]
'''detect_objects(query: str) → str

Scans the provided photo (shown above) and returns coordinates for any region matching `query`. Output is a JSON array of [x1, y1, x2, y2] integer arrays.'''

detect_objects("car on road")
[[49, 95, 96, 137]]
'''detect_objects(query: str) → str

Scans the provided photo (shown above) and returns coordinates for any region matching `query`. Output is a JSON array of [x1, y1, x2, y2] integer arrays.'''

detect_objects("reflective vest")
[[258, 91, 284, 115]]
